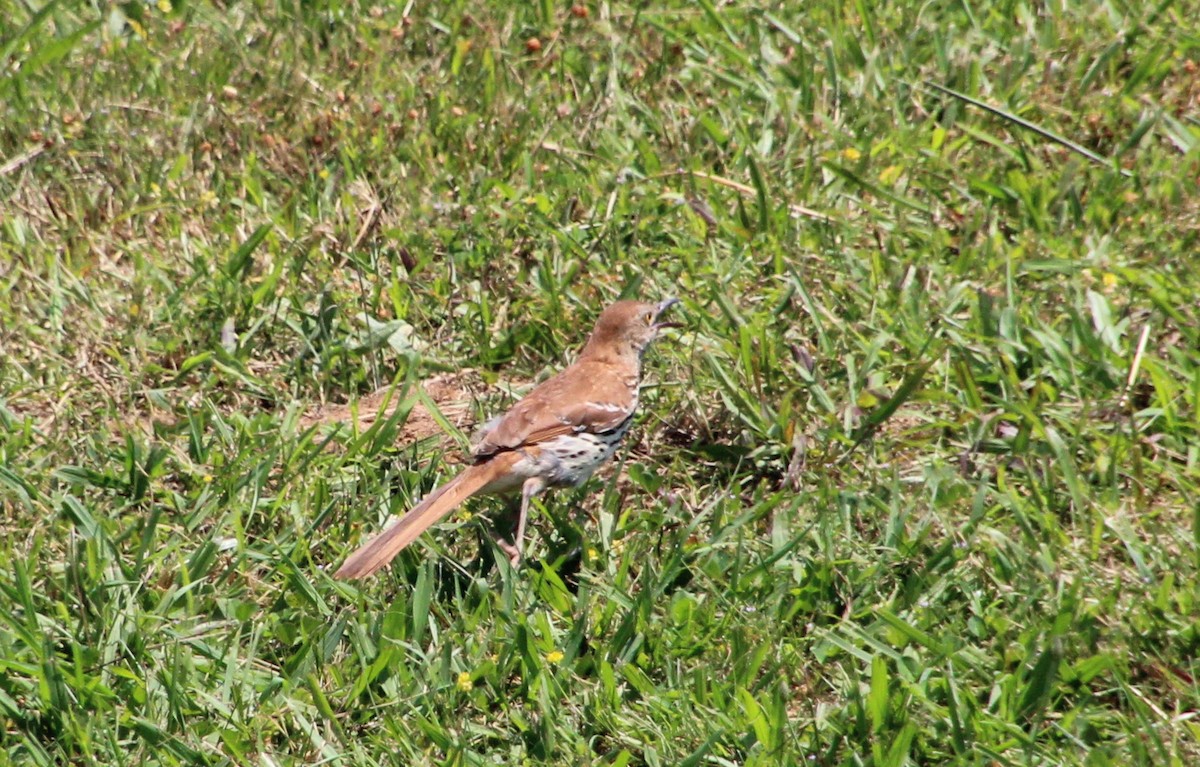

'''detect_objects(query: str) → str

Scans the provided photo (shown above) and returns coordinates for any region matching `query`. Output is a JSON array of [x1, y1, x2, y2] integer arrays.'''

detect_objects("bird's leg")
[[513, 477, 546, 565], [497, 477, 545, 566]]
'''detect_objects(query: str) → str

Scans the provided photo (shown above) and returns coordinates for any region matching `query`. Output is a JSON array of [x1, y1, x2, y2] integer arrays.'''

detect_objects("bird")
[[333, 297, 680, 580]]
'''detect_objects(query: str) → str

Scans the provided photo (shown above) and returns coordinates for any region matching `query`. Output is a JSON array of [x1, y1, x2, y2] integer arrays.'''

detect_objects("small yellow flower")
[[203, 474, 214, 483], [1101, 272, 1118, 289], [157, 0, 172, 12], [129, 303, 141, 317], [841, 147, 861, 161], [456, 671, 472, 691], [878, 165, 903, 185], [545, 650, 564, 665], [319, 168, 330, 180]]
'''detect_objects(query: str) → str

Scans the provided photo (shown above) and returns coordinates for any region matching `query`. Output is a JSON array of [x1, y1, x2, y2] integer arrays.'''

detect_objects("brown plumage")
[[333, 298, 679, 579]]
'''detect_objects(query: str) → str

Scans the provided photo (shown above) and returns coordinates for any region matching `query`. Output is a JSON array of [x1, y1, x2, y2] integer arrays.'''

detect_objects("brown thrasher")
[[333, 298, 680, 579]]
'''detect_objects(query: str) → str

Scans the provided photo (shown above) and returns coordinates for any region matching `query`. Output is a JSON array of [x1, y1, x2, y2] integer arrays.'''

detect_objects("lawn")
[[1, 0, 1198, 764]]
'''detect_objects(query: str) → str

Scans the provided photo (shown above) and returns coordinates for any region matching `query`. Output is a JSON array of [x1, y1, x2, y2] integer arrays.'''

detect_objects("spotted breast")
[[533, 405, 636, 487]]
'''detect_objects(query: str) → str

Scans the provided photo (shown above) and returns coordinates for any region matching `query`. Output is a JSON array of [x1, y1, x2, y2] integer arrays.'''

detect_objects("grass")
[[1, 0, 1199, 764]]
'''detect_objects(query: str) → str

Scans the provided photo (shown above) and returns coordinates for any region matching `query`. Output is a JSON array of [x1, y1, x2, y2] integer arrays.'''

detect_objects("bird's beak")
[[653, 297, 682, 329]]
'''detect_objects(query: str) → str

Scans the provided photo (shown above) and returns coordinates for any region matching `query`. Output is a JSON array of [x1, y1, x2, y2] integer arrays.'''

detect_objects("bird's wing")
[[471, 361, 636, 460]]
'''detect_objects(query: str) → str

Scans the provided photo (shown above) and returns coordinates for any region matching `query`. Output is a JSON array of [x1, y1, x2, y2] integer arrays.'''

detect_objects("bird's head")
[[582, 298, 681, 360]]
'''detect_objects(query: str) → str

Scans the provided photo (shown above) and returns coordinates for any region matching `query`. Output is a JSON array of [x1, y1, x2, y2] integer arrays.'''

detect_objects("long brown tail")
[[333, 454, 519, 580]]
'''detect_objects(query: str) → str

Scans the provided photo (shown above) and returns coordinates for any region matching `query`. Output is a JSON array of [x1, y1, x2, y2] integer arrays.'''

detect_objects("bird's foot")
[[496, 538, 523, 567]]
